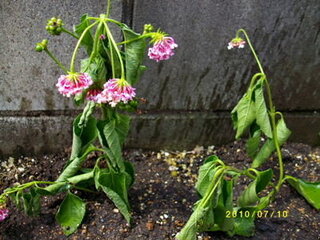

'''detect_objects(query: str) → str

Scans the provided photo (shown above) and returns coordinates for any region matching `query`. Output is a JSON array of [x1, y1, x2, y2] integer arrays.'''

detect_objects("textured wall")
[[0, 0, 320, 156]]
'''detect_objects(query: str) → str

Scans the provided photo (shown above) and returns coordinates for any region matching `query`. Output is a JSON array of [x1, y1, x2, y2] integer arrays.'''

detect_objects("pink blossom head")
[[86, 88, 103, 103], [0, 208, 9, 222], [227, 37, 246, 50], [56, 72, 93, 97], [148, 32, 178, 62], [97, 78, 136, 107]]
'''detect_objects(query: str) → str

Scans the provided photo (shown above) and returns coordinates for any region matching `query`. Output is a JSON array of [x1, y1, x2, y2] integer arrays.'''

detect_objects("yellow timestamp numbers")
[[226, 210, 289, 218]]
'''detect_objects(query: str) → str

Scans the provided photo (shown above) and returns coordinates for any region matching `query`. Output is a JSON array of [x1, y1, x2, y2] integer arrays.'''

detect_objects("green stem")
[[44, 49, 68, 73], [90, 22, 103, 62], [2, 181, 56, 196], [103, 21, 125, 78], [238, 29, 284, 193], [264, 79, 284, 192], [106, 0, 111, 17], [61, 27, 79, 39], [117, 33, 152, 45], [237, 29, 265, 75], [70, 21, 99, 72], [200, 167, 225, 207]]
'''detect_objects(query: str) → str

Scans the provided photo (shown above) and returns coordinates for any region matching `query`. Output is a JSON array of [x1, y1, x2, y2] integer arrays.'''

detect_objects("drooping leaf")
[[97, 117, 128, 171], [231, 90, 256, 139], [70, 104, 97, 161], [253, 80, 272, 138], [252, 117, 291, 168], [212, 179, 234, 232], [286, 176, 320, 210], [238, 169, 273, 207], [195, 155, 220, 197], [177, 167, 224, 240], [94, 167, 132, 223], [246, 123, 261, 159], [74, 14, 93, 54], [56, 192, 86, 236], [233, 207, 256, 237], [175, 203, 210, 240], [121, 24, 147, 85]]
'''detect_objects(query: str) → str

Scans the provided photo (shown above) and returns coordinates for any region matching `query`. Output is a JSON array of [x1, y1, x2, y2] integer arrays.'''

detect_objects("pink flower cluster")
[[96, 78, 136, 107], [0, 208, 9, 222], [86, 88, 102, 102], [227, 39, 246, 50], [56, 72, 93, 97], [148, 37, 178, 62]]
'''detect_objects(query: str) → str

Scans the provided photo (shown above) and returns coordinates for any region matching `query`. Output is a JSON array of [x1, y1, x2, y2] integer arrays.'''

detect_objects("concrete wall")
[[1, 0, 320, 156]]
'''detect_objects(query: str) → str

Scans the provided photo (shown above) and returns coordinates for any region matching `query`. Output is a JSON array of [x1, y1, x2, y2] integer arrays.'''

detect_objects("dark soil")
[[0, 141, 319, 240]]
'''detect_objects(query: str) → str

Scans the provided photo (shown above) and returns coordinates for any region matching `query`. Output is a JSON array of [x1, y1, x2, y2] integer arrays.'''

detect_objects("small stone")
[[146, 220, 155, 231], [113, 208, 119, 213]]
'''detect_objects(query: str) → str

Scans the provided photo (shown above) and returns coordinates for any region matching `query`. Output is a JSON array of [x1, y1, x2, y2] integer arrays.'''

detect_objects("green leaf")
[[124, 161, 135, 187], [286, 176, 320, 210], [231, 90, 256, 139], [121, 24, 147, 85], [233, 207, 256, 237], [212, 179, 234, 232], [175, 203, 210, 240], [74, 14, 93, 54], [238, 169, 273, 207], [253, 80, 272, 138], [97, 118, 127, 170], [94, 167, 132, 223], [252, 117, 291, 168], [70, 104, 97, 161], [80, 57, 107, 82], [195, 155, 220, 197], [56, 192, 86, 236], [246, 124, 261, 159]]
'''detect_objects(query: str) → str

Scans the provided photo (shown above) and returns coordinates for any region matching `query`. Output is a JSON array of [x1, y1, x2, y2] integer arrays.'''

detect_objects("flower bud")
[[144, 24, 154, 33], [35, 39, 48, 52], [46, 17, 64, 35]]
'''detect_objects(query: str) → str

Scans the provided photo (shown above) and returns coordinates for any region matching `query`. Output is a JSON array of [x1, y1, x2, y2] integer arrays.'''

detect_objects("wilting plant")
[[176, 29, 320, 240], [0, 1, 177, 235]]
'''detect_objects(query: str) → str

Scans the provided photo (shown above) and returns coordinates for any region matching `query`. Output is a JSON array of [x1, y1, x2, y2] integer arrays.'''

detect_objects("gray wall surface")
[[1, 0, 320, 156]]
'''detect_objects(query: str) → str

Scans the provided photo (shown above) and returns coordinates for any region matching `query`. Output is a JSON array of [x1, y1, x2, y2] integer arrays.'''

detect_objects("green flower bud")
[[46, 17, 64, 35], [144, 24, 154, 33], [35, 39, 48, 52]]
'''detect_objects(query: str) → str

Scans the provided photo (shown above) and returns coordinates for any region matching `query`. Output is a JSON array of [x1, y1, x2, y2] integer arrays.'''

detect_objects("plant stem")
[[89, 22, 103, 62], [200, 167, 224, 207], [117, 33, 152, 45], [106, 0, 111, 17], [237, 29, 265, 75], [238, 29, 284, 193], [70, 21, 99, 72], [61, 27, 79, 39], [103, 21, 125, 79], [44, 49, 68, 73]]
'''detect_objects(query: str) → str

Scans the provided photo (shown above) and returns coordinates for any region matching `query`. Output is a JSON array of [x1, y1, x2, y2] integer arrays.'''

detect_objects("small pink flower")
[[227, 38, 246, 50], [56, 72, 93, 97], [97, 78, 136, 107], [86, 88, 103, 103], [99, 34, 106, 40], [148, 37, 178, 62], [0, 208, 9, 222]]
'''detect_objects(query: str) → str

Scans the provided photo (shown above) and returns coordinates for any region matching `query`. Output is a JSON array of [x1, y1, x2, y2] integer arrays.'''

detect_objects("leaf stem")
[[103, 21, 125, 78], [61, 27, 79, 39], [238, 29, 284, 193], [106, 0, 111, 17], [44, 49, 68, 73], [70, 21, 99, 72]]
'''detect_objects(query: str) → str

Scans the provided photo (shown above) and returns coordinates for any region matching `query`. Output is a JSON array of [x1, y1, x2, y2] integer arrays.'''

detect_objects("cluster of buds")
[[227, 37, 246, 49], [35, 39, 48, 52], [46, 17, 64, 35]]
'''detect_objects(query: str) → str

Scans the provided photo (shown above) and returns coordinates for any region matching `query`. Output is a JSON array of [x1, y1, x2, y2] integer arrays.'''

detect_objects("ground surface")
[[0, 141, 319, 240]]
